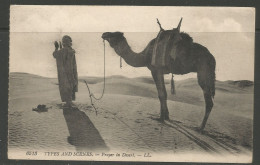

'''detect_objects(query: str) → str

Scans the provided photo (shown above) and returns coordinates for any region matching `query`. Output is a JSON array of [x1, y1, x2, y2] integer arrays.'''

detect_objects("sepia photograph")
[[9, 5, 255, 162]]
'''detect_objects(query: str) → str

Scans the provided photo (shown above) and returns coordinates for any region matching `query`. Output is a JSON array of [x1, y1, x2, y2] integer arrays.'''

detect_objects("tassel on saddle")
[[171, 74, 176, 95]]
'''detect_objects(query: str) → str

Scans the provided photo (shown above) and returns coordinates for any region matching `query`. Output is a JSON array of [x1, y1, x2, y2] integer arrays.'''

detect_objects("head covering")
[[62, 35, 72, 47]]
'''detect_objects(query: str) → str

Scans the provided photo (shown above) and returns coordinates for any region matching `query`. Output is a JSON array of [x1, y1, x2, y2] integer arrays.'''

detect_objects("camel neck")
[[112, 37, 148, 67], [114, 38, 133, 57]]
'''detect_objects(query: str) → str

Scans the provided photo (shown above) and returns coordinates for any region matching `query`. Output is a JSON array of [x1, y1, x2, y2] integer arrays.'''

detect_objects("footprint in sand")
[[135, 119, 144, 123], [135, 120, 141, 123]]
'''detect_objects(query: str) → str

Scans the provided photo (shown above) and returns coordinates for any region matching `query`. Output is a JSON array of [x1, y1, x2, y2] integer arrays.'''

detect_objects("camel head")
[[102, 32, 125, 48]]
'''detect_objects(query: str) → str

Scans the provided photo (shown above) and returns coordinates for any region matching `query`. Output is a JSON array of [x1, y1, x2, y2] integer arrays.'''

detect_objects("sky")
[[10, 6, 255, 81]]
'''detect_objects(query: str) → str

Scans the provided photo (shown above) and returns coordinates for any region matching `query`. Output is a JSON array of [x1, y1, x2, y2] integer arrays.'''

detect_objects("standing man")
[[53, 35, 78, 107]]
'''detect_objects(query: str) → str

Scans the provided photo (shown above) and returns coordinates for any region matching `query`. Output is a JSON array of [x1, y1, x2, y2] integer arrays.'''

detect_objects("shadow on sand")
[[149, 115, 240, 154], [63, 106, 109, 151]]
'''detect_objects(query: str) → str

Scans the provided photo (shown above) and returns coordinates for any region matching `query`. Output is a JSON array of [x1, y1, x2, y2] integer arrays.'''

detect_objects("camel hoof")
[[159, 113, 169, 121], [165, 115, 169, 120], [149, 116, 163, 122], [158, 117, 165, 122], [197, 126, 205, 134]]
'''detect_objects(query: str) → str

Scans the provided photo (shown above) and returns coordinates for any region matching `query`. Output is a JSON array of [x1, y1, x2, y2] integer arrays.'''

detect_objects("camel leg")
[[197, 66, 215, 131], [151, 70, 169, 121], [200, 90, 213, 131], [200, 90, 214, 130]]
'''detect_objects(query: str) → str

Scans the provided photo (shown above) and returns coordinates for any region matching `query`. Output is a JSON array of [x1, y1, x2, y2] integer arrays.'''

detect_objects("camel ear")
[[176, 17, 183, 31]]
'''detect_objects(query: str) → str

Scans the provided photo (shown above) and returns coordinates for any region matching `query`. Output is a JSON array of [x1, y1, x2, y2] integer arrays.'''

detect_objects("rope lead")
[[84, 39, 106, 115]]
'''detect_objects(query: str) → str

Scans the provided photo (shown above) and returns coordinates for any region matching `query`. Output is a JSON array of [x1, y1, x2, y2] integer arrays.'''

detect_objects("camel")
[[102, 18, 216, 131]]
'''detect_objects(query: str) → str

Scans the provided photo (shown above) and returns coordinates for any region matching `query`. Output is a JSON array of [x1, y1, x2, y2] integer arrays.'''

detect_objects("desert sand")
[[8, 72, 253, 162]]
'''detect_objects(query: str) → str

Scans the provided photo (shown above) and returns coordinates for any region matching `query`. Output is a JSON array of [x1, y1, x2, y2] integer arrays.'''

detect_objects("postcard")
[[9, 5, 255, 162]]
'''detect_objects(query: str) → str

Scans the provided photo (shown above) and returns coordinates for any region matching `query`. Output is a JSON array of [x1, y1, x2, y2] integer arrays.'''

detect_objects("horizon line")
[[9, 72, 254, 82]]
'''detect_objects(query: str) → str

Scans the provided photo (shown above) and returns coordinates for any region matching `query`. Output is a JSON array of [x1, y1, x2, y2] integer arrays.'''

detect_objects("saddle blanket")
[[151, 30, 182, 67]]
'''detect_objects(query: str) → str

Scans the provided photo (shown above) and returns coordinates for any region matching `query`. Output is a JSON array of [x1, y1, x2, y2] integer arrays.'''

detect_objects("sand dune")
[[8, 72, 253, 162]]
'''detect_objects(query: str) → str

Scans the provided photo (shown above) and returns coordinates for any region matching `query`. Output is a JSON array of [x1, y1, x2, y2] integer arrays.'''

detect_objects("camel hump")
[[151, 30, 182, 67]]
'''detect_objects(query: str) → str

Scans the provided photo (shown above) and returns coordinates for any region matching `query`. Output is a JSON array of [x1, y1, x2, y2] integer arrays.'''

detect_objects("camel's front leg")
[[151, 70, 169, 121]]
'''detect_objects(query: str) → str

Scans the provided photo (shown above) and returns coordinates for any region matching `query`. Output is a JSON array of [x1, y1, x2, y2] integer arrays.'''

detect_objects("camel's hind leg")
[[197, 68, 215, 131], [200, 90, 214, 130]]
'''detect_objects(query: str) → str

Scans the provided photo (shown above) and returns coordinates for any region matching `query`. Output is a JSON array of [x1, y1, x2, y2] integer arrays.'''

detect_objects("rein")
[[84, 40, 106, 115]]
